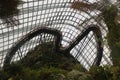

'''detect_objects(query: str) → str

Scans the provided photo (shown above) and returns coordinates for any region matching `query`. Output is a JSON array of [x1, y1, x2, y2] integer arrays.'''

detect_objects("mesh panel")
[[0, 0, 114, 69]]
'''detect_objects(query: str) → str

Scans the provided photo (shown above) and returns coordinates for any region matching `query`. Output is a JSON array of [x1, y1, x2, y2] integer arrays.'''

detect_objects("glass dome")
[[1, 0, 119, 69]]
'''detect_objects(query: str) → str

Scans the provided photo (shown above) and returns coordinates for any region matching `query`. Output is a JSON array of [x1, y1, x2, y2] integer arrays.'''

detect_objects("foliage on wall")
[[0, 42, 120, 80], [101, 5, 120, 65]]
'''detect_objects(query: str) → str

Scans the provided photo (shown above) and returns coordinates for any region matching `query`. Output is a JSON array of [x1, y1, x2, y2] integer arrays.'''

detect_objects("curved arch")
[[3, 27, 62, 69], [64, 25, 103, 66], [3, 25, 103, 69]]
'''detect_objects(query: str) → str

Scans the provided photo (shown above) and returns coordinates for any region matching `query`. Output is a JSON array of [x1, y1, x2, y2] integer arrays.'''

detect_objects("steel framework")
[[1, 0, 119, 69]]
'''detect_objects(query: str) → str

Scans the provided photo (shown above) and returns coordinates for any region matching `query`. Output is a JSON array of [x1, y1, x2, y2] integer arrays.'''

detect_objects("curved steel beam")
[[63, 25, 103, 66], [3, 27, 62, 69]]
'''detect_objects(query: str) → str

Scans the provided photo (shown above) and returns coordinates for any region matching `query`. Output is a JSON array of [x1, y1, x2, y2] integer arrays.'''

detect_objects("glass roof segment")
[[0, 0, 118, 69]]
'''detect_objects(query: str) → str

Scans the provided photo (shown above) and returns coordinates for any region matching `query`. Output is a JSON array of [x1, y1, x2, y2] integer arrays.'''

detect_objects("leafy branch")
[[0, 0, 23, 27]]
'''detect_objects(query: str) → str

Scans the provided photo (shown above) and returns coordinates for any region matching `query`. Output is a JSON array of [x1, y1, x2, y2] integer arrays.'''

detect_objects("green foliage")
[[89, 65, 120, 80], [18, 42, 78, 70], [0, 70, 9, 80], [67, 70, 93, 80], [0, 42, 84, 80], [34, 67, 67, 80], [15, 67, 67, 80], [89, 66, 109, 80], [1, 42, 120, 80], [67, 70, 83, 80], [0, 0, 23, 27], [73, 64, 87, 72], [110, 66, 120, 80], [101, 5, 120, 65], [0, 0, 22, 19]]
